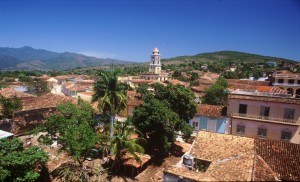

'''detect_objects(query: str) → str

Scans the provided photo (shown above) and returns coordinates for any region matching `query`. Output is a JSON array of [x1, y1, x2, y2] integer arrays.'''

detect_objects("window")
[[260, 106, 270, 117], [257, 127, 267, 138], [283, 108, 295, 120], [239, 104, 247, 114], [192, 121, 198, 128], [281, 131, 292, 141], [298, 80, 300, 84], [288, 79, 295, 84], [236, 125, 245, 135], [278, 79, 284, 83]]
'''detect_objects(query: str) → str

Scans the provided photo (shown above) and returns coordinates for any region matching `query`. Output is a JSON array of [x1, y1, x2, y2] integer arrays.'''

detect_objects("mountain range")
[[0, 46, 132, 70]]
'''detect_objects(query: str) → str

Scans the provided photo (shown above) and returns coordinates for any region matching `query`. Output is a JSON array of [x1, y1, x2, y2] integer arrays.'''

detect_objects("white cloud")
[[79, 51, 119, 59]]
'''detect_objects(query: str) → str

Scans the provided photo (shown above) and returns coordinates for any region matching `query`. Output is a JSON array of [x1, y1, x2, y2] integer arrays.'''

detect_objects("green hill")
[[161, 51, 297, 65]]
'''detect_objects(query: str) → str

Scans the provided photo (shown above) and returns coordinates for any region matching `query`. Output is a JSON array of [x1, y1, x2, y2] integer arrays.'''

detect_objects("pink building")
[[228, 90, 300, 144]]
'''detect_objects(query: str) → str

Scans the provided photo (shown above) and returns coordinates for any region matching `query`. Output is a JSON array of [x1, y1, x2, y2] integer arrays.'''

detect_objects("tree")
[[0, 138, 48, 182], [151, 84, 197, 122], [92, 69, 128, 138], [0, 95, 22, 119], [202, 77, 228, 105], [27, 78, 50, 96], [135, 83, 150, 100], [132, 98, 181, 154], [110, 120, 144, 168], [41, 99, 99, 167]]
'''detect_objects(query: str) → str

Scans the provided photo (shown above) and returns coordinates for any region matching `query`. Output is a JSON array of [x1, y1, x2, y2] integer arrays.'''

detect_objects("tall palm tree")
[[110, 121, 144, 168], [92, 69, 128, 138]]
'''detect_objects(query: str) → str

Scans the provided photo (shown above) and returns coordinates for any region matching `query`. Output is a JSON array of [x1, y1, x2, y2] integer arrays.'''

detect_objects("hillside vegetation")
[[161, 51, 297, 65]]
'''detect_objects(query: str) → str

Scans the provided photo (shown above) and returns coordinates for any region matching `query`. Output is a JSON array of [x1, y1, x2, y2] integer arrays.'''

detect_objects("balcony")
[[273, 83, 300, 87], [231, 113, 300, 125]]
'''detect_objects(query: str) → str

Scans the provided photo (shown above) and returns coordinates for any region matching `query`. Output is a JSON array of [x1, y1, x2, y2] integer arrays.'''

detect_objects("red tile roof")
[[22, 93, 77, 111], [164, 79, 187, 86], [197, 104, 226, 118], [197, 78, 215, 85], [200, 72, 220, 80], [0, 88, 35, 99], [256, 86, 288, 94], [227, 79, 270, 86], [190, 85, 209, 92], [255, 139, 300, 181]]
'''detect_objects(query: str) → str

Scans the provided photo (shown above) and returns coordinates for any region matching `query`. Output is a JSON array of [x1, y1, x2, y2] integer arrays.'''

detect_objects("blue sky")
[[0, 0, 299, 62]]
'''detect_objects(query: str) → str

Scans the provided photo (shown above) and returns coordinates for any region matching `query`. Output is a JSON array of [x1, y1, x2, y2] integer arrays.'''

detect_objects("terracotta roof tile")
[[164, 79, 187, 86], [165, 131, 255, 181], [255, 139, 300, 181], [197, 78, 215, 85], [0, 88, 36, 99], [191, 85, 209, 92], [197, 104, 226, 118], [227, 79, 270, 86], [256, 86, 288, 94], [22, 93, 77, 110]]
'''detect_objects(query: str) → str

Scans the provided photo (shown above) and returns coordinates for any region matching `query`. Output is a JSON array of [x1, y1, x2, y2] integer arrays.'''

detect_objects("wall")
[[190, 115, 229, 134], [231, 118, 300, 144], [228, 98, 300, 121]]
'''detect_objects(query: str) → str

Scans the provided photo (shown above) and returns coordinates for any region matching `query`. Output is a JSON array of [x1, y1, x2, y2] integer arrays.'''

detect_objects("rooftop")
[[165, 131, 299, 181], [229, 93, 300, 105], [21, 93, 77, 111], [165, 131, 255, 181], [255, 139, 300, 181], [0, 88, 36, 99], [197, 104, 226, 118]]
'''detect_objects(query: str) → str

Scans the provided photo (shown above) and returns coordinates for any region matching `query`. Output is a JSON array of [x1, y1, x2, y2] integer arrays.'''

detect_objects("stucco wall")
[[231, 118, 300, 144]]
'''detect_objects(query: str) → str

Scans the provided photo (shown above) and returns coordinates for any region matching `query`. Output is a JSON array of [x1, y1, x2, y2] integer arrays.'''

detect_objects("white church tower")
[[139, 47, 168, 81], [149, 47, 161, 74]]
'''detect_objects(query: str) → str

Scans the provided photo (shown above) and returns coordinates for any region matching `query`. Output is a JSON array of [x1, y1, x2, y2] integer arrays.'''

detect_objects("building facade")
[[227, 90, 300, 144], [272, 71, 300, 98], [189, 104, 228, 134]]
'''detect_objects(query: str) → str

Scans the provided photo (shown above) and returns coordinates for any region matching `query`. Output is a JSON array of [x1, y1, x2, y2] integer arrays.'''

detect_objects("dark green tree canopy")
[[92, 69, 128, 115], [132, 98, 182, 154], [151, 83, 197, 122], [41, 99, 99, 166], [0, 95, 22, 119], [202, 77, 229, 105], [0, 138, 48, 182]]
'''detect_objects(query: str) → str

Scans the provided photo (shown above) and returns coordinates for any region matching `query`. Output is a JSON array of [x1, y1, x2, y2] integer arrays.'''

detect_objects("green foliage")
[[93, 69, 128, 139], [203, 77, 228, 105], [151, 84, 197, 122], [172, 70, 181, 78], [0, 138, 48, 182], [41, 99, 99, 166], [132, 83, 196, 154], [0, 95, 22, 119], [132, 98, 180, 154], [93, 69, 128, 115], [135, 83, 150, 100], [111, 121, 144, 165], [27, 78, 50, 96]]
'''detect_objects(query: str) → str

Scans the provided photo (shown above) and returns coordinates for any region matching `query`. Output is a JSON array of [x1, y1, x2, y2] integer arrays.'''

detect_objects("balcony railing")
[[273, 83, 300, 87], [231, 113, 300, 124]]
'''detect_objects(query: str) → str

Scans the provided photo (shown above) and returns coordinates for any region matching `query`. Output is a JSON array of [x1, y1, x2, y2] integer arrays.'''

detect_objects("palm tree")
[[92, 69, 128, 138], [110, 121, 144, 168]]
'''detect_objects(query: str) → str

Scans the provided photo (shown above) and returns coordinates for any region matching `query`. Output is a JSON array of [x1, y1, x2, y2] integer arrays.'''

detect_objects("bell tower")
[[149, 47, 161, 74]]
